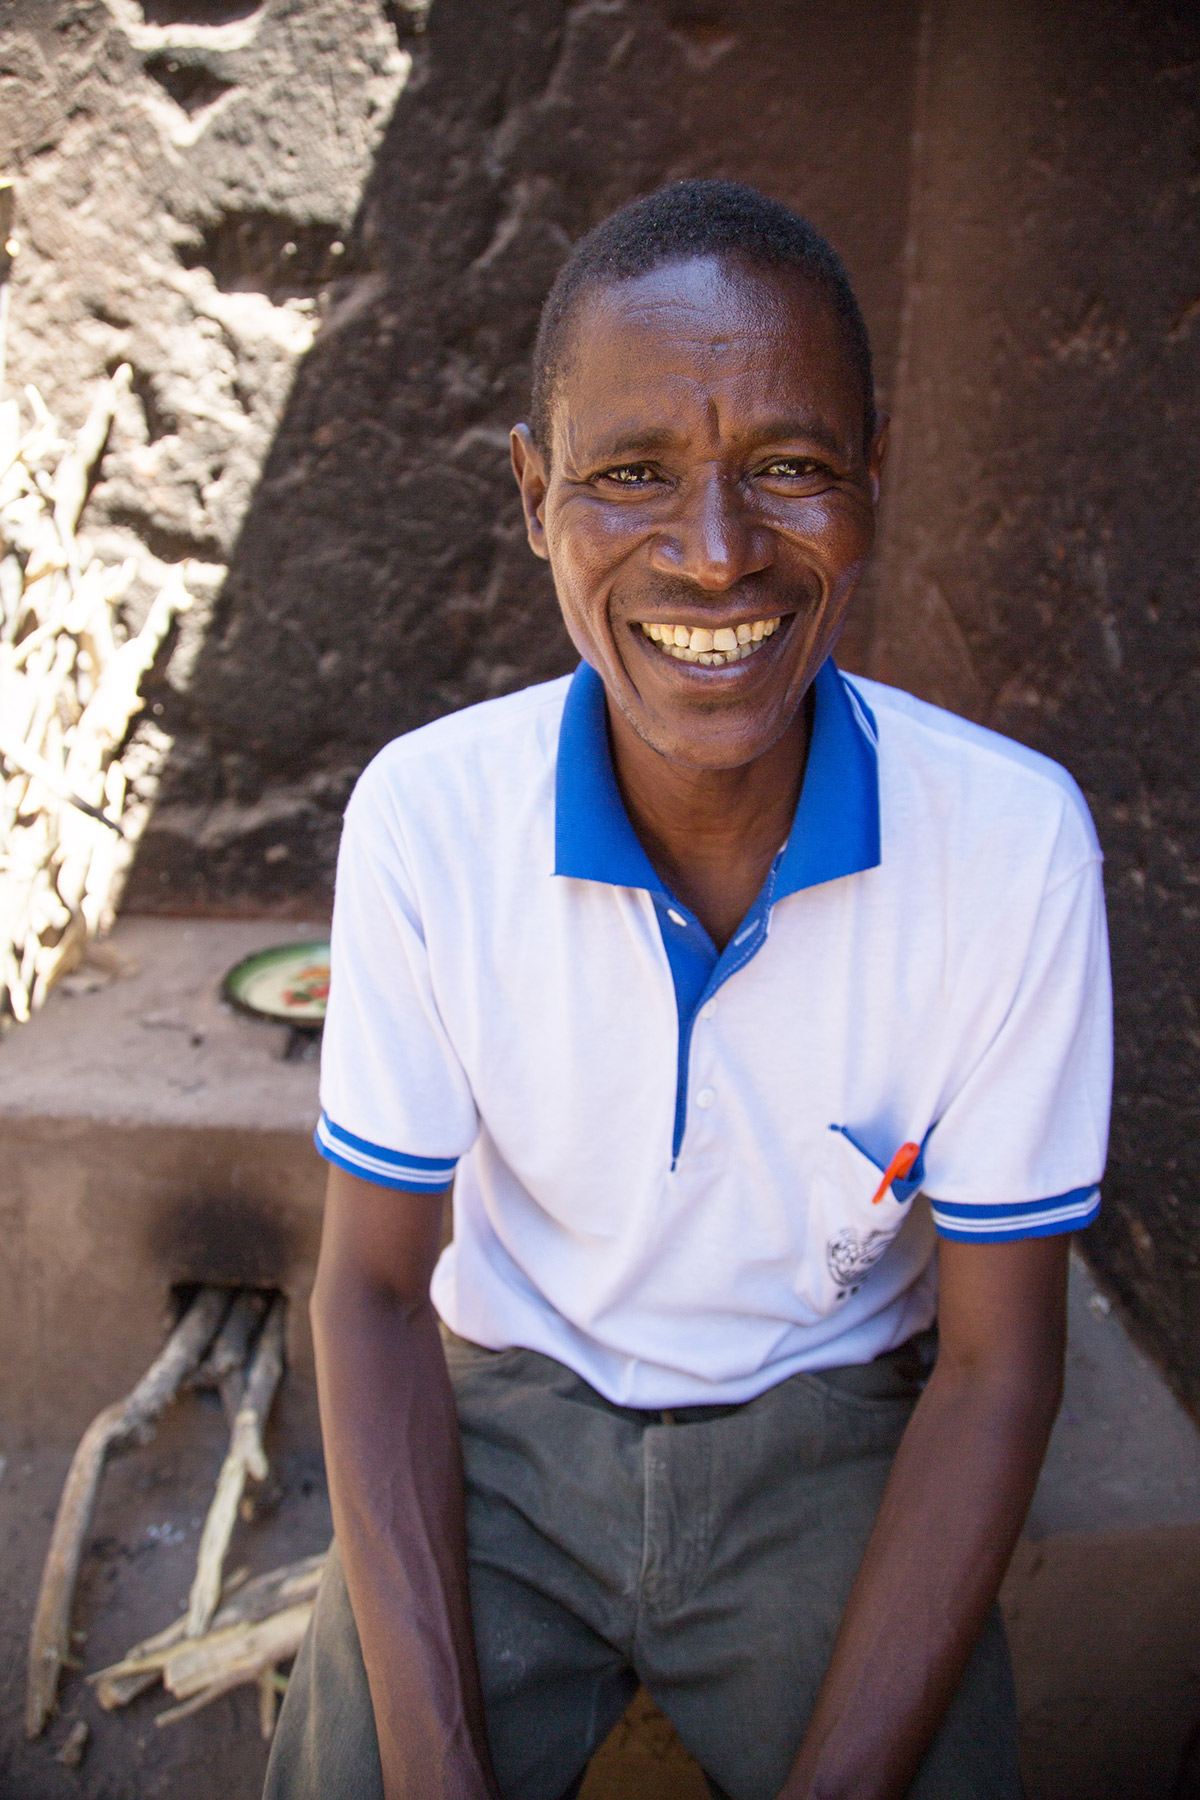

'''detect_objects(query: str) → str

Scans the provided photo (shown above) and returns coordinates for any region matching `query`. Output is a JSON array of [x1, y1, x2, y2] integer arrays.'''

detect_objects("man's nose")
[[647, 470, 770, 592]]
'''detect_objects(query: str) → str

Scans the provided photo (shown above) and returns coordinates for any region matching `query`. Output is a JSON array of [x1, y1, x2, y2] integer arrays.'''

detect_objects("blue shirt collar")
[[554, 658, 881, 898]]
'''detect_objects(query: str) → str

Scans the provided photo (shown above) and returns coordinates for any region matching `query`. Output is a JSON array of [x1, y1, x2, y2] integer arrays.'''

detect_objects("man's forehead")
[[572, 255, 843, 361], [555, 256, 859, 447]]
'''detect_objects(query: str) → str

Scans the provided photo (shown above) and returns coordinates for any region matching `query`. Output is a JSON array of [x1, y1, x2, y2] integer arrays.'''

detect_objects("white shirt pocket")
[[794, 1125, 924, 1322]]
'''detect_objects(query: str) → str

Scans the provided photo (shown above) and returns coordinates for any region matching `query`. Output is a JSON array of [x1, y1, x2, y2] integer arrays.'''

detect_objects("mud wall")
[[3, 0, 1200, 1400], [868, 0, 1200, 1406]]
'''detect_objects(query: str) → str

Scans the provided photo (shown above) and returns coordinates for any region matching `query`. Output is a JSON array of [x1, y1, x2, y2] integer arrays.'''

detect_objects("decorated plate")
[[222, 941, 331, 1024]]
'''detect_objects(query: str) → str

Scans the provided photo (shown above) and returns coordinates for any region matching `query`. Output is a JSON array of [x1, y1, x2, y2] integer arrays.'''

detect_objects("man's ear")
[[867, 414, 889, 507], [511, 424, 550, 561]]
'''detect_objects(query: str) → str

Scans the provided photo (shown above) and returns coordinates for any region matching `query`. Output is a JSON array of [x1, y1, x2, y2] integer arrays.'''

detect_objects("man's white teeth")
[[640, 617, 781, 665]]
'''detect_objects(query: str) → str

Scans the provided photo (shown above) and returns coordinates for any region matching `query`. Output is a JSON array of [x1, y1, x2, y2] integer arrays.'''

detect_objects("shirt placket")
[[654, 855, 781, 1167]]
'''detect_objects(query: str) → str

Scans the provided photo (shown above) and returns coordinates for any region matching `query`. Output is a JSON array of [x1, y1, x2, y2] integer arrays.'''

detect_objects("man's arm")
[[780, 1233, 1068, 1800], [310, 1164, 499, 1800]]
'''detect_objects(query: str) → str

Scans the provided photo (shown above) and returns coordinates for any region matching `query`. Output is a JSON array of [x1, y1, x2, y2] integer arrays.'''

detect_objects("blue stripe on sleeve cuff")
[[314, 1111, 457, 1192], [932, 1185, 1100, 1243]]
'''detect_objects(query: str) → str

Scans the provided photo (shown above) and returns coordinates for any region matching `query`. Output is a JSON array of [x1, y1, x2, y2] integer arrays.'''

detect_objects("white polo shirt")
[[316, 660, 1112, 1408]]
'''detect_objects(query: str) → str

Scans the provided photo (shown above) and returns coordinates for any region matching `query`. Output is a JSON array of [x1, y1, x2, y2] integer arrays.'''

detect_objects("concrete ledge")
[[0, 917, 326, 1133], [1030, 1250, 1200, 1538]]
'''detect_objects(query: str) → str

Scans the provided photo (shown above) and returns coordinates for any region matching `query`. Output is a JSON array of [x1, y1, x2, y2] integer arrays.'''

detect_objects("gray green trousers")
[[265, 1332, 1022, 1800]]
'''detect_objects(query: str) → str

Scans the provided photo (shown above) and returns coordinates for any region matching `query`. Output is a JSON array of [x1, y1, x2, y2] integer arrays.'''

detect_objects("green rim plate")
[[222, 940, 331, 1024]]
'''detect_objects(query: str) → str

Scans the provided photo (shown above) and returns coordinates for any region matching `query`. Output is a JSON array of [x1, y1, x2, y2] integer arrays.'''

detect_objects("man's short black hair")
[[530, 178, 876, 455]]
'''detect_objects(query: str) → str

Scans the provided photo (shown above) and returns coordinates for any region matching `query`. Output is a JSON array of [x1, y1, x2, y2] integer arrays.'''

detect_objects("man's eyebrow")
[[745, 416, 849, 458], [573, 415, 851, 465], [579, 426, 682, 463]]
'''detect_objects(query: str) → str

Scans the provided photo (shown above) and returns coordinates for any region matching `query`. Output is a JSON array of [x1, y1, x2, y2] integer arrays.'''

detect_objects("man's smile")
[[635, 615, 783, 666]]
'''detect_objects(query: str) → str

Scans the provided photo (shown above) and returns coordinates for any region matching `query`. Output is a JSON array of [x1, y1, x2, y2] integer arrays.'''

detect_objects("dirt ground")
[[0, 1395, 330, 1800], [0, 1392, 707, 1800]]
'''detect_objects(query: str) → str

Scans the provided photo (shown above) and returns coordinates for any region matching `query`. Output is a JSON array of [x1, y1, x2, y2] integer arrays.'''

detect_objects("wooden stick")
[[258, 1665, 278, 1739], [185, 1296, 287, 1637], [25, 1288, 230, 1737], [154, 1670, 251, 1729], [89, 1621, 186, 1710], [164, 1602, 313, 1703], [190, 1287, 270, 1420]]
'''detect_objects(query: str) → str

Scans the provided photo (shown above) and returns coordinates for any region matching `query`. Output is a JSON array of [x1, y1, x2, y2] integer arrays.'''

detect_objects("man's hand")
[[311, 1166, 499, 1800], [777, 1232, 1069, 1800]]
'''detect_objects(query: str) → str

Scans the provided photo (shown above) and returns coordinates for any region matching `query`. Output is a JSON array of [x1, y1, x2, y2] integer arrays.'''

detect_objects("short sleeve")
[[922, 849, 1112, 1242], [315, 771, 479, 1192]]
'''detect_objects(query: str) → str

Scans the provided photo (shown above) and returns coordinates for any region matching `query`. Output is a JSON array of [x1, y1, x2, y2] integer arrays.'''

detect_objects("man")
[[266, 181, 1111, 1800]]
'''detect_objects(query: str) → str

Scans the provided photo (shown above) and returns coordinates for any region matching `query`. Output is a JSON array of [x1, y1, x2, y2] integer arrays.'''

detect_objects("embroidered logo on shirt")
[[826, 1227, 895, 1292]]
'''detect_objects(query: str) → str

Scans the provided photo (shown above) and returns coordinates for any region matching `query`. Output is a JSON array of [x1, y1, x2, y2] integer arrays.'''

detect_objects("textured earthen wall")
[[868, 0, 1200, 1405]]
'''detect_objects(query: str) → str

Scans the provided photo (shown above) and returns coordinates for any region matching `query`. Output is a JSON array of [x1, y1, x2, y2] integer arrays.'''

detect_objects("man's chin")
[[613, 684, 808, 774]]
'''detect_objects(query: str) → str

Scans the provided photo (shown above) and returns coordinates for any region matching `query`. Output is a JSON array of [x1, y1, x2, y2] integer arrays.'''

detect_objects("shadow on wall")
[[123, 0, 926, 916]]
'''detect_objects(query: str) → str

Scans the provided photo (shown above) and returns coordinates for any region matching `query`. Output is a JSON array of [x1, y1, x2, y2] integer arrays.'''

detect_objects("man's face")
[[512, 253, 886, 772]]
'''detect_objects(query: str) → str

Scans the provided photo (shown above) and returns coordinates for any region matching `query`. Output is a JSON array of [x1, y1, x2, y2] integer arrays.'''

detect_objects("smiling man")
[[266, 183, 1111, 1800]]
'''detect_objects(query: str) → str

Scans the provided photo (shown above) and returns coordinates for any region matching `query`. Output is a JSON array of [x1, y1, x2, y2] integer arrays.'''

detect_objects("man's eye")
[[760, 457, 825, 479], [599, 464, 658, 486]]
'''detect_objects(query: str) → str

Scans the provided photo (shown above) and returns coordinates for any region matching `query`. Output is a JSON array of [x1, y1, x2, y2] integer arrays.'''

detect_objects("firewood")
[[191, 1287, 270, 1420], [54, 1717, 89, 1768], [185, 1296, 287, 1637], [165, 1602, 313, 1700], [257, 1665, 278, 1740], [88, 1551, 325, 1709], [133, 1603, 313, 1732], [25, 1288, 231, 1737]]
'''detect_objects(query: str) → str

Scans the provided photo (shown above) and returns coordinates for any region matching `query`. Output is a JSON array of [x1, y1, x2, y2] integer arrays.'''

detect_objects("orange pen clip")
[[871, 1141, 921, 1205]]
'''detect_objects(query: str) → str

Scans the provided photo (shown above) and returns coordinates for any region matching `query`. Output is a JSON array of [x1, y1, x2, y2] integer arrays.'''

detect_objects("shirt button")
[[695, 1087, 715, 1109], [699, 999, 717, 1019], [667, 908, 688, 927]]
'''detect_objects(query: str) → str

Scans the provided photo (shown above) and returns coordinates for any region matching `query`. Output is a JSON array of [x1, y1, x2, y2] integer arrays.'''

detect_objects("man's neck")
[[606, 696, 811, 952]]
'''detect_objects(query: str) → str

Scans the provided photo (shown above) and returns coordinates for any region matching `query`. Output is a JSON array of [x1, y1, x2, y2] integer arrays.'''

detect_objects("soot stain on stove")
[[147, 1191, 296, 1288]]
